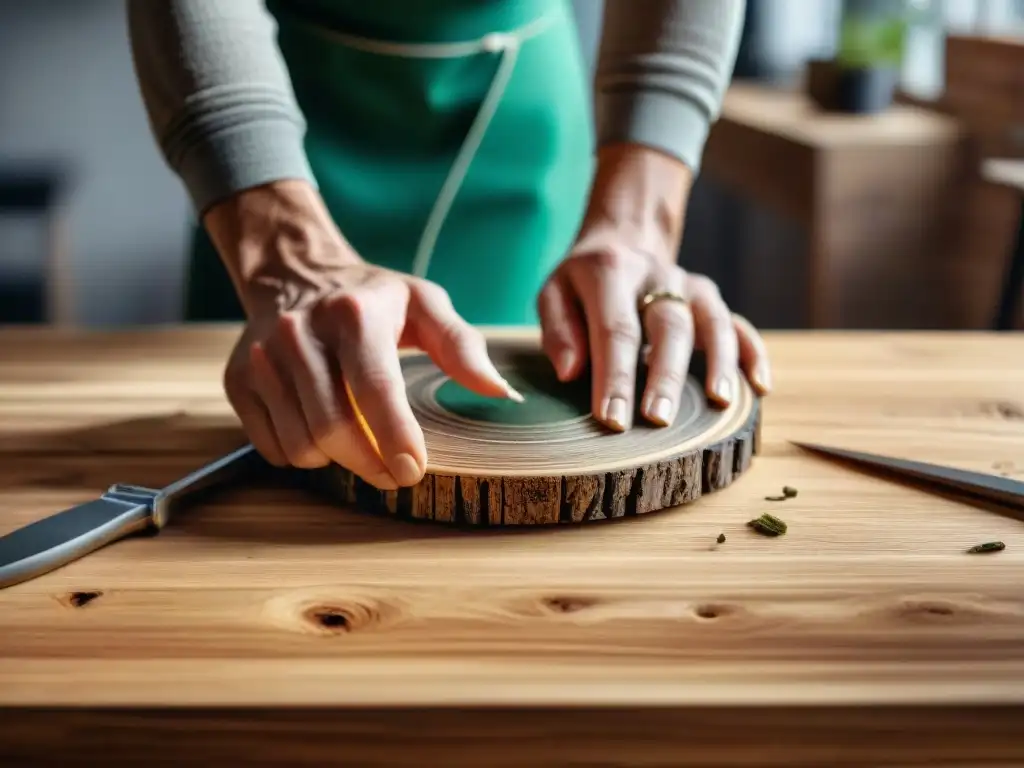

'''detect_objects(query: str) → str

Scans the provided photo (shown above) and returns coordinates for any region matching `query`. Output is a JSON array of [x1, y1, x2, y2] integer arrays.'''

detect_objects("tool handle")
[[0, 498, 152, 589]]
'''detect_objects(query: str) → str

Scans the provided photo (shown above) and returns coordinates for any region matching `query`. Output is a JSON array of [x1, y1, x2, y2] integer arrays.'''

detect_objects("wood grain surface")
[[1, 326, 1023, 766]]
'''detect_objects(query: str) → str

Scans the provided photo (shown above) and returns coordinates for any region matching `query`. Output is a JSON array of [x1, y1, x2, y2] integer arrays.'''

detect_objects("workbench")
[[1, 326, 1023, 766]]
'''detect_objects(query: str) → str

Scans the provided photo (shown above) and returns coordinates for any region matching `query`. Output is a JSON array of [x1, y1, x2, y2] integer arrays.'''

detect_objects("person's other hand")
[[207, 181, 521, 489], [537, 145, 771, 432]]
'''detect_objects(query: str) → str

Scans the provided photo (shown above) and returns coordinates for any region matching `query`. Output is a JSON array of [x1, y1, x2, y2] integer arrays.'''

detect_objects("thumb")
[[406, 282, 524, 402]]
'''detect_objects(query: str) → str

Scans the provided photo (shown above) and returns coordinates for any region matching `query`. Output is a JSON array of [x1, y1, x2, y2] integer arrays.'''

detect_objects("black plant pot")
[[836, 65, 899, 113], [806, 58, 899, 115]]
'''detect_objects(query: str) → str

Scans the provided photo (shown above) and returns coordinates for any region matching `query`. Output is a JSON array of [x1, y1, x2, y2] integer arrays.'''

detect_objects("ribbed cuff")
[[173, 118, 317, 216], [595, 90, 712, 175]]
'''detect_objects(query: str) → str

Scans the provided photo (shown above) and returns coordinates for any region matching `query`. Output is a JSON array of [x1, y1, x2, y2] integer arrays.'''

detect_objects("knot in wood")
[[543, 596, 597, 614], [693, 603, 731, 620], [302, 598, 387, 635], [312, 608, 351, 630], [983, 400, 1024, 420], [900, 599, 956, 620], [63, 590, 102, 609], [304, 604, 360, 633]]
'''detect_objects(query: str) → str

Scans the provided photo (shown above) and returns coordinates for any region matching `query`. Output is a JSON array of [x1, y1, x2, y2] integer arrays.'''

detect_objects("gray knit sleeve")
[[126, 0, 315, 215], [594, 0, 745, 173], [126, 0, 743, 214]]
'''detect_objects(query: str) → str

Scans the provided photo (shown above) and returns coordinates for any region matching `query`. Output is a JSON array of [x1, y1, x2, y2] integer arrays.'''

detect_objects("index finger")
[[406, 282, 523, 402]]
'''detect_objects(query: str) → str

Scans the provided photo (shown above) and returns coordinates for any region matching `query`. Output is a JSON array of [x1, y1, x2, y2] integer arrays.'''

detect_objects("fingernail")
[[714, 375, 733, 404], [370, 471, 399, 491], [649, 396, 673, 426], [482, 358, 525, 402], [391, 452, 423, 486], [555, 349, 576, 380], [753, 364, 772, 393], [604, 397, 630, 431], [502, 378, 525, 403]]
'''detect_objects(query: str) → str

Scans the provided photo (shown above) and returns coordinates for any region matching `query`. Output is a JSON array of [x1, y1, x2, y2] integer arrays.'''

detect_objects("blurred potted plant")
[[807, 0, 914, 114]]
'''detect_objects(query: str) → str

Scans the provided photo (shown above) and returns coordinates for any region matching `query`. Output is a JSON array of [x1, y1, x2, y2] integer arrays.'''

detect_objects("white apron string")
[[299, 12, 560, 280]]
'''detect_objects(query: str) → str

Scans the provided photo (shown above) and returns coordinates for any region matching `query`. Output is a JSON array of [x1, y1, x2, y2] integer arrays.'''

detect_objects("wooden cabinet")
[[701, 83, 1002, 329]]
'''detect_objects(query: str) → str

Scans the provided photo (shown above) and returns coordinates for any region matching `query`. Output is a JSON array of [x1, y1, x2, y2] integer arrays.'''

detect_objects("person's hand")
[[206, 181, 521, 489], [537, 144, 772, 431]]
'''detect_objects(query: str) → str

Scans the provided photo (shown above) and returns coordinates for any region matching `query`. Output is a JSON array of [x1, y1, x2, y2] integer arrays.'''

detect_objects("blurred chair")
[[982, 159, 1024, 330], [941, 34, 1024, 331], [0, 165, 73, 325]]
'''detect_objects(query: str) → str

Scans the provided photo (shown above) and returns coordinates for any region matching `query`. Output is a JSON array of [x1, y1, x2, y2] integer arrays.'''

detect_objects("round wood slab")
[[311, 332, 761, 525]]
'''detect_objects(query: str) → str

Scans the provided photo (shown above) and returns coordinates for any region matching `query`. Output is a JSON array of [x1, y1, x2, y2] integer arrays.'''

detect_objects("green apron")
[[185, 0, 594, 326]]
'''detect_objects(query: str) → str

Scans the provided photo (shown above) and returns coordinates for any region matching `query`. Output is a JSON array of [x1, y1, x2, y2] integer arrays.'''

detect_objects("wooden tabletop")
[[2, 326, 1024, 766]]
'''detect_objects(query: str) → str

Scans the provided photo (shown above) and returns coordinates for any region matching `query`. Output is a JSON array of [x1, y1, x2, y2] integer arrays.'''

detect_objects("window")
[[755, 0, 1024, 98], [904, 0, 1024, 97]]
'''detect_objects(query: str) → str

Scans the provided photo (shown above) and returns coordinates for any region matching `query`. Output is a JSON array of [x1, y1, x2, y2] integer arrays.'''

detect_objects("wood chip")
[[966, 541, 1005, 554], [747, 513, 787, 537]]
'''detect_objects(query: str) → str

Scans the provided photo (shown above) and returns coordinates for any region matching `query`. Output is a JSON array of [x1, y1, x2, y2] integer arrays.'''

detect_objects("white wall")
[[0, 0, 190, 326], [750, 0, 1024, 98]]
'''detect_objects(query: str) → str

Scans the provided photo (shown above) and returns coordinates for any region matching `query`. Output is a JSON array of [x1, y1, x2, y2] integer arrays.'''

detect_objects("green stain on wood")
[[434, 356, 592, 426]]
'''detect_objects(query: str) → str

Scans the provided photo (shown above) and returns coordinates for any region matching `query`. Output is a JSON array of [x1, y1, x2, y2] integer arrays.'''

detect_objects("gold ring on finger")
[[639, 290, 690, 315]]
